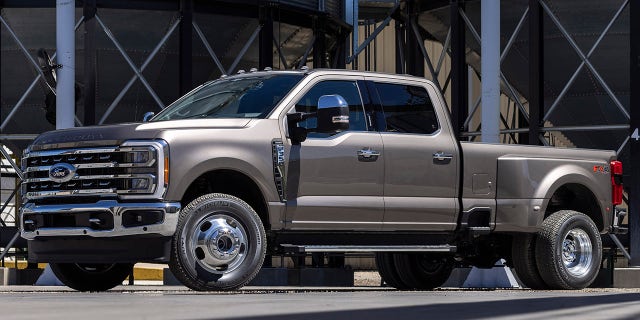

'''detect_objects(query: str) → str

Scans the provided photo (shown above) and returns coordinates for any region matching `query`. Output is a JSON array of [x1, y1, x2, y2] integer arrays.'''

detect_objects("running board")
[[280, 244, 456, 253]]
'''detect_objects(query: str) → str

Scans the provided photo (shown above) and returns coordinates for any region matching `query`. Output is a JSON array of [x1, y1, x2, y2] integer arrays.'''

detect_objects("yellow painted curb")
[[1, 262, 165, 281]]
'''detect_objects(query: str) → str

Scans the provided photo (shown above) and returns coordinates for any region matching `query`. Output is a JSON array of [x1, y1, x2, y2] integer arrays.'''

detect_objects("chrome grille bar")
[[22, 141, 167, 200]]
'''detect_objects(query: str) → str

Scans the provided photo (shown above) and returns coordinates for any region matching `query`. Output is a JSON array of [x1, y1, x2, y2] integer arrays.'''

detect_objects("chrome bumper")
[[20, 200, 181, 240]]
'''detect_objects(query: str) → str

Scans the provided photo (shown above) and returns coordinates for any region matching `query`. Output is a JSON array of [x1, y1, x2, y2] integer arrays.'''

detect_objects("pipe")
[[481, 0, 500, 143], [56, 0, 75, 129]]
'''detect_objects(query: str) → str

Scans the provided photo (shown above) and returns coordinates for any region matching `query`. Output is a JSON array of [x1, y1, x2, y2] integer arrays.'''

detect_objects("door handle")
[[357, 148, 380, 162], [433, 151, 453, 163]]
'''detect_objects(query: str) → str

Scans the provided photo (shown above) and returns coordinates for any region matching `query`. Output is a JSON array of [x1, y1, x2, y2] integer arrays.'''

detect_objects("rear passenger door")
[[367, 78, 460, 231]]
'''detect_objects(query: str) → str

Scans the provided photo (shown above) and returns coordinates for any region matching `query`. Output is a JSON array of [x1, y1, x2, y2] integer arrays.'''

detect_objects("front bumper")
[[20, 200, 181, 240]]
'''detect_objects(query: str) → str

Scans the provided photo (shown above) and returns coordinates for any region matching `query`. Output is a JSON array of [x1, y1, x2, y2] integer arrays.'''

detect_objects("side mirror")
[[316, 95, 349, 133], [143, 112, 155, 122]]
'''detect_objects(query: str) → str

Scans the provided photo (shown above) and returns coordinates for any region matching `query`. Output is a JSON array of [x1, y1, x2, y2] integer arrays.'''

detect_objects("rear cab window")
[[372, 82, 439, 135]]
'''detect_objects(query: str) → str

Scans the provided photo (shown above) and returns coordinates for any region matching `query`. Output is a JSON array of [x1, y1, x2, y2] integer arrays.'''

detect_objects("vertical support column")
[[395, 19, 405, 74], [313, 17, 327, 68], [405, 0, 423, 77], [481, 0, 500, 143], [56, 0, 75, 130], [334, 31, 348, 69], [259, 3, 274, 70], [450, 0, 468, 138], [83, 0, 96, 126], [629, 0, 640, 266], [528, 0, 544, 145], [179, 0, 193, 95]]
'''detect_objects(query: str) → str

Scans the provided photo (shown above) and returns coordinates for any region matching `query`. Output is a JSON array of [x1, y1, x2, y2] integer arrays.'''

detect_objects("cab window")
[[374, 83, 439, 134], [294, 80, 367, 137]]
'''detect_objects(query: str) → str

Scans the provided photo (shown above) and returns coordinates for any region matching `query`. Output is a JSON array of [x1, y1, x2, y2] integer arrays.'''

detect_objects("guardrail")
[[0, 145, 27, 264]]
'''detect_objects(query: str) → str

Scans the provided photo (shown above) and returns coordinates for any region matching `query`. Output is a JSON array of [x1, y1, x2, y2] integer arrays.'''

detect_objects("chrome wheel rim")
[[561, 228, 593, 277], [188, 214, 248, 275]]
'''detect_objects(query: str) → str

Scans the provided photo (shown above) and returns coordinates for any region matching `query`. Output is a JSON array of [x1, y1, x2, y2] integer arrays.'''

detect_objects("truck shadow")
[[207, 292, 640, 320]]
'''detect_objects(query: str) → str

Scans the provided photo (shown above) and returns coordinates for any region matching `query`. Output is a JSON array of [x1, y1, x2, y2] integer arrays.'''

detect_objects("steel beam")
[[99, 16, 181, 124], [528, 0, 543, 145], [193, 21, 226, 75], [450, 0, 467, 139], [180, 0, 194, 95], [84, 0, 97, 126], [480, 0, 500, 143], [395, 20, 405, 74], [404, 0, 423, 77], [630, 0, 640, 266], [259, 3, 274, 70], [313, 17, 326, 68]]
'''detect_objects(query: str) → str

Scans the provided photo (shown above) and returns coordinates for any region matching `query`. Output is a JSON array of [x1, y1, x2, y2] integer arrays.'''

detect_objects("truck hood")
[[30, 119, 251, 150]]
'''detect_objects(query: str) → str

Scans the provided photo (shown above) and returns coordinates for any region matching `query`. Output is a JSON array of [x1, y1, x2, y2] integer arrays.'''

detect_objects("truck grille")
[[22, 142, 165, 200]]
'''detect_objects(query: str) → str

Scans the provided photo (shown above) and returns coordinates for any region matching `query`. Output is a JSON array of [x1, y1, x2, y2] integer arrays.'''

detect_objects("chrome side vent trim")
[[271, 140, 286, 202]]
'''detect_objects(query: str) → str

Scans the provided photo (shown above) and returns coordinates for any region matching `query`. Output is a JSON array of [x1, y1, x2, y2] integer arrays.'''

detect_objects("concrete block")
[[249, 268, 300, 286], [163, 268, 181, 286], [35, 265, 64, 286], [462, 260, 520, 288], [0, 267, 43, 285], [589, 268, 613, 288], [298, 268, 354, 287], [614, 268, 640, 288], [441, 267, 472, 287]]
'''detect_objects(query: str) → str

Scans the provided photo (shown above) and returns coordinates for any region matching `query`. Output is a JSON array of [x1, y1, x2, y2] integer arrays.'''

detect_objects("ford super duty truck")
[[20, 69, 624, 291]]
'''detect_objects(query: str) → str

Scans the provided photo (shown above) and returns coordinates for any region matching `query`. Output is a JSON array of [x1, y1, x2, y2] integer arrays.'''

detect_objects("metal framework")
[[0, 0, 636, 263], [0, 0, 348, 142]]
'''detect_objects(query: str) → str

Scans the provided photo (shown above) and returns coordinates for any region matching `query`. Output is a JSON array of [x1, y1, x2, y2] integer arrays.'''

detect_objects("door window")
[[294, 80, 367, 137], [375, 83, 439, 134]]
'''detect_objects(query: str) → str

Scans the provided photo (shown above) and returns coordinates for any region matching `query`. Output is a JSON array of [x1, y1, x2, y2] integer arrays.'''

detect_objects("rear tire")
[[375, 253, 410, 289], [50, 263, 132, 291], [535, 210, 602, 289], [394, 253, 454, 290], [511, 234, 548, 289]]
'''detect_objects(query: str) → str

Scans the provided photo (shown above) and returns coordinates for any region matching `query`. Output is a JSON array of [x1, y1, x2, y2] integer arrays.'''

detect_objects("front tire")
[[535, 210, 602, 289], [50, 263, 132, 291], [169, 193, 266, 291]]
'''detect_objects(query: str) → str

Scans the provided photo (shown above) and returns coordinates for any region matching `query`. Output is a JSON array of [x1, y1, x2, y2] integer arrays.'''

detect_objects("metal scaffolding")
[[0, 0, 636, 263]]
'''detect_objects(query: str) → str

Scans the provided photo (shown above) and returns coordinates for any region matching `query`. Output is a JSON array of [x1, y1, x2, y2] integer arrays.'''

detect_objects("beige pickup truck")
[[20, 69, 624, 291]]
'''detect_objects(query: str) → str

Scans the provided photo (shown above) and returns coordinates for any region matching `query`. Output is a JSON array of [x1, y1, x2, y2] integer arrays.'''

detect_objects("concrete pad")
[[35, 264, 63, 286], [249, 268, 300, 286], [163, 268, 180, 285], [462, 260, 520, 288], [614, 268, 640, 288], [441, 267, 472, 287], [0, 267, 43, 285], [298, 268, 354, 287]]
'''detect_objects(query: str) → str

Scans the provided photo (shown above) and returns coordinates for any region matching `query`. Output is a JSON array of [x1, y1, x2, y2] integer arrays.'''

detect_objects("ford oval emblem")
[[49, 163, 76, 183]]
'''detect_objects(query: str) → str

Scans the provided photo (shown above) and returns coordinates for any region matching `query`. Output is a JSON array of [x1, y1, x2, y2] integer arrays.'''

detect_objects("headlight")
[[130, 178, 150, 190]]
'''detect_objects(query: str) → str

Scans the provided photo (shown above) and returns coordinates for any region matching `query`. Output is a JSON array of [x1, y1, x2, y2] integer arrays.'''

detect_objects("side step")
[[280, 244, 456, 253]]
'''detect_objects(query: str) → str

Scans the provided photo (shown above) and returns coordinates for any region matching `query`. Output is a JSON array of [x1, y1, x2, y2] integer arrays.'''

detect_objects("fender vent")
[[272, 140, 286, 202]]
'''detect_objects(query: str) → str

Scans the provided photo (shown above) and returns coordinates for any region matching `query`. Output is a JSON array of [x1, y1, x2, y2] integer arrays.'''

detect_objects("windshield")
[[151, 74, 304, 121]]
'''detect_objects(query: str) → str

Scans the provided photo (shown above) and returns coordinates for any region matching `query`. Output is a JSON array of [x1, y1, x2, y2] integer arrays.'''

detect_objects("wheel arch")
[[535, 164, 609, 232], [179, 167, 272, 230], [543, 183, 604, 232]]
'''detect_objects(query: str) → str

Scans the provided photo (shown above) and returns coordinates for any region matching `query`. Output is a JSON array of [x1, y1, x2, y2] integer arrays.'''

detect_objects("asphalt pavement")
[[1, 286, 640, 320]]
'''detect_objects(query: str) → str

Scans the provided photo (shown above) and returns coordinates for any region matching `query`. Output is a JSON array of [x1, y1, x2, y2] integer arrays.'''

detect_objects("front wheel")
[[169, 193, 266, 291], [50, 263, 132, 291], [535, 210, 602, 289]]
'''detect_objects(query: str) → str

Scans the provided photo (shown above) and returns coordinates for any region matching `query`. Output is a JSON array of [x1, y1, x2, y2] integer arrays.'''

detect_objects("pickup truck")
[[20, 69, 624, 291]]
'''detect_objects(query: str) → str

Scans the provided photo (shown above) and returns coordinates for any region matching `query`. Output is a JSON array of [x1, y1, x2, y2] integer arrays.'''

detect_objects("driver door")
[[284, 77, 384, 230]]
